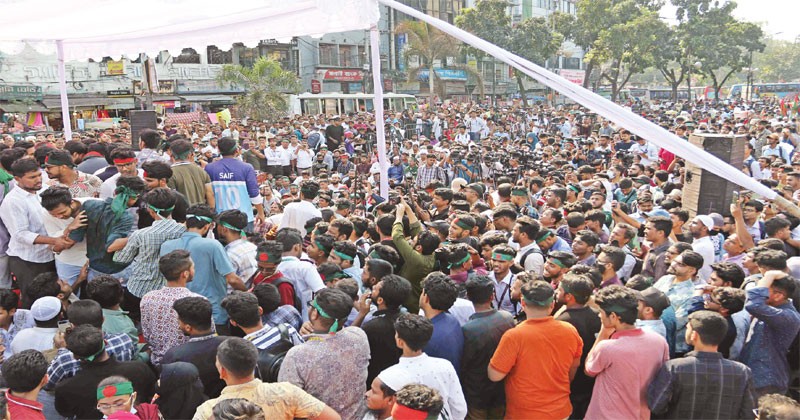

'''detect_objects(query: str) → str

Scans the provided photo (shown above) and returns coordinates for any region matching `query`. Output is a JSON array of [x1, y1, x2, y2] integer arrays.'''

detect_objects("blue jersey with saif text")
[[205, 158, 260, 222]]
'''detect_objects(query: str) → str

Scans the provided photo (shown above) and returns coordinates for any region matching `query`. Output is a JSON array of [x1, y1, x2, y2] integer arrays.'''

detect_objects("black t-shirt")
[[325, 125, 344, 149], [55, 357, 157, 419], [362, 308, 403, 388], [161, 334, 229, 398], [557, 305, 602, 417]]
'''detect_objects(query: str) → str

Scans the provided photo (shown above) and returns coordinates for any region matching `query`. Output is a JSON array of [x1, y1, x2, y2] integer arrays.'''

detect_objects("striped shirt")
[[225, 239, 258, 289], [244, 324, 304, 350], [0, 185, 54, 263], [45, 332, 135, 389], [113, 218, 186, 298], [416, 164, 445, 188]]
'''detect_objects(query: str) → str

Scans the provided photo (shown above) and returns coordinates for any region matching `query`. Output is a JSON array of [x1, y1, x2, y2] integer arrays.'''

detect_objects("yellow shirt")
[[192, 379, 325, 420]]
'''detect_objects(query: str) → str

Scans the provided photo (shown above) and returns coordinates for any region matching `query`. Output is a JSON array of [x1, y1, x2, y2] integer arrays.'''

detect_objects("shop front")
[[315, 69, 365, 93]]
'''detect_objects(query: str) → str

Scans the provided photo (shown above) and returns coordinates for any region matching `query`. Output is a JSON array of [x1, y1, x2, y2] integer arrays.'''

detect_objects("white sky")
[[661, 0, 800, 41]]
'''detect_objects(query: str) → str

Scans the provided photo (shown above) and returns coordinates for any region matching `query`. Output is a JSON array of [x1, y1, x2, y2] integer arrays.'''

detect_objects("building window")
[[339, 45, 354, 68], [319, 43, 338, 66]]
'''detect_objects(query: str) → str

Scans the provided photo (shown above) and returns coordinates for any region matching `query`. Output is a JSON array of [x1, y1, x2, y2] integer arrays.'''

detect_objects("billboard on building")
[[559, 69, 585, 85]]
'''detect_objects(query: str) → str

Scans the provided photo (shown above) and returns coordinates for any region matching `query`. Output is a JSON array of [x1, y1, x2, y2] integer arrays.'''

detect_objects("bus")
[[289, 93, 418, 115], [595, 88, 631, 102], [728, 83, 800, 100]]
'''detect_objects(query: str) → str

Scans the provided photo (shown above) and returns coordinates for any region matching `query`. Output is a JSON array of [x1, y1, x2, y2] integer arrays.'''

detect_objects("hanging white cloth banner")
[[55, 41, 72, 139], [370, 26, 390, 199], [379, 0, 775, 200]]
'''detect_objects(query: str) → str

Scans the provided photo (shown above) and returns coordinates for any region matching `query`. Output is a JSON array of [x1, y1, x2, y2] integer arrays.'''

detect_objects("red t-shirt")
[[251, 271, 296, 308], [6, 390, 45, 420]]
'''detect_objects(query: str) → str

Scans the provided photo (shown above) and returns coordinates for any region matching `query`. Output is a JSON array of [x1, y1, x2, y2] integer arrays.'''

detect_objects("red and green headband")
[[113, 157, 136, 165], [97, 381, 133, 400], [492, 252, 514, 262], [257, 252, 281, 264], [391, 404, 439, 420]]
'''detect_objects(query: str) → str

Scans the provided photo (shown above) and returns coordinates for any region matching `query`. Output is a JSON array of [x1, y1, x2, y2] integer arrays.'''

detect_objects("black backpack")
[[254, 324, 294, 383]]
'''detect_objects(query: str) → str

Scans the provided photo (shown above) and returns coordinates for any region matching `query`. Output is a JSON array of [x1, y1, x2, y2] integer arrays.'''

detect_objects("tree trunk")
[[517, 74, 528, 107], [583, 60, 594, 89]]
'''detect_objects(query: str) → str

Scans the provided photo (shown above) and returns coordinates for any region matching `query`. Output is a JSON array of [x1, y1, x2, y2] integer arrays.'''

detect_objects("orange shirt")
[[490, 316, 583, 420]]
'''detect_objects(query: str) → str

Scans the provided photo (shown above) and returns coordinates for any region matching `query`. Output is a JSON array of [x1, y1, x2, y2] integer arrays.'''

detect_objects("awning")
[[180, 94, 235, 103], [151, 95, 183, 102], [0, 101, 48, 113], [43, 96, 135, 110]]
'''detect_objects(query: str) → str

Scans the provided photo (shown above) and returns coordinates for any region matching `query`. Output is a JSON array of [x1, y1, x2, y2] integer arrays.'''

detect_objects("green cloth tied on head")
[[523, 295, 554, 307], [310, 299, 340, 334], [332, 250, 354, 261], [147, 203, 175, 216], [220, 221, 246, 237], [448, 253, 471, 268], [186, 214, 214, 224], [492, 252, 514, 262], [111, 185, 139, 220], [97, 380, 133, 400]]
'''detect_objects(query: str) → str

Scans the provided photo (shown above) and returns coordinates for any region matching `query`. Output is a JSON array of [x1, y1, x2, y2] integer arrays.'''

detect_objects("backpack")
[[519, 247, 543, 272], [307, 132, 322, 149], [250, 272, 302, 313], [254, 323, 294, 383]]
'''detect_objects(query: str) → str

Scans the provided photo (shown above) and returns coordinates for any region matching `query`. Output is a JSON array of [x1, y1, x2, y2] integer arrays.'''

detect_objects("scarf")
[[111, 185, 137, 220]]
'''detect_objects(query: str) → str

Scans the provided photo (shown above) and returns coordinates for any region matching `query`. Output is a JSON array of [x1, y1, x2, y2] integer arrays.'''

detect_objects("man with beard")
[[488, 245, 518, 315], [40, 187, 91, 289], [138, 160, 189, 228], [140, 250, 209, 366], [543, 251, 577, 291], [359, 274, 411, 387], [161, 296, 228, 398], [1, 159, 70, 306], [113, 188, 185, 323], [555, 275, 601, 419], [44, 149, 102, 198], [513, 216, 544, 276], [653, 250, 705, 357], [608, 223, 639, 282], [216, 210, 258, 289], [596, 246, 626, 289]]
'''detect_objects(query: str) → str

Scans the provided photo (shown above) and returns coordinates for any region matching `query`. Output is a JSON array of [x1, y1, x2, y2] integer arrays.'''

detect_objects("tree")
[[395, 20, 474, 101], [456, 0, 562, 106], [652, 24, 689, 101], [752, 38, 800, 83], [551, 0, 662, 92], [216, 57, 301, 122], [585, 5, 665, 101], [677, 0, 764, 99]]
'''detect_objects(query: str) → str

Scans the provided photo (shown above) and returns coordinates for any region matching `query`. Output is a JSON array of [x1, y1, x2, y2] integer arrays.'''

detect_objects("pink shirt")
[[584, 328, 669, 420]]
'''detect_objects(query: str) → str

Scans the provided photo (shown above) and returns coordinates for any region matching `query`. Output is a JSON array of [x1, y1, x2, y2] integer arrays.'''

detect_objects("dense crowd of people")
[[1, 98, 800, 419]]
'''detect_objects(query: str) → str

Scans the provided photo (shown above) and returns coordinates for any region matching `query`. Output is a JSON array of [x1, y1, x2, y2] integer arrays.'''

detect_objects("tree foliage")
[[675, 0, 764, 99], [216, 57, 301, 122], [394, 20, 475, 100], [751, 38, 800, 83], [456, 0, 562, 105]]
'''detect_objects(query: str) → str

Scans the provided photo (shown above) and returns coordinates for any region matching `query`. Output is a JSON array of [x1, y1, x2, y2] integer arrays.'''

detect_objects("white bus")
[[289, 93, 418, 116]]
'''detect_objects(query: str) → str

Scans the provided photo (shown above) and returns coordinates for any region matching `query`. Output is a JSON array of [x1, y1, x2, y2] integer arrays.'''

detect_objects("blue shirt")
[[160, 232, 235, 324], [205, 158, 260, 222], [388, 164, 404, 184], [423, 312, 464, 374], [740, 286, 800, 391]]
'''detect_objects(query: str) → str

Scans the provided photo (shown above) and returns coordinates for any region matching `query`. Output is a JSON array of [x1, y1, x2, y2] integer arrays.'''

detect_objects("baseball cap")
[[425, 220, 450, 235], [636, 287, 670, 314], [465, 183, 485, 196], [32, 296, 62, 322]]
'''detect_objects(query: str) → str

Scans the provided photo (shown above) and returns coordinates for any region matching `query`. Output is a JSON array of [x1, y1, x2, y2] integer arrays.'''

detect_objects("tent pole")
[[370, 25, 389, 199], [56, 40, 72, 138]]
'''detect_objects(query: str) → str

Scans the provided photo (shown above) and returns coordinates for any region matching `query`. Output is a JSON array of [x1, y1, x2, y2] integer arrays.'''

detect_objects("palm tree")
[[395, 20, 483, 101], [216, 57, 301, 122]]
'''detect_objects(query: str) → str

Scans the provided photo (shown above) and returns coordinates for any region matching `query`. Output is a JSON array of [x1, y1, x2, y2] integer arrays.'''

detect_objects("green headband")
[[45, 154, 75, 168], [567, 184, 581, 193], [186, 214, 214, 224], [147, 203, 175, 215], [523, 295, 555, 307], [549, 258, 567, 269], [97, 381, 133, 400], [220, 220, 246, 236], [536, 231, 553, 243], [310, 299, 340, 333], [368, 251, 382, 261], [221, 142, 239, 155], [601, 304, 632, 315], [111, 186, 139, 220], [448, 253, 471, 268], [492, 252, 514, 261], [332, 250, 354, 261], [85, 341, 105, 363], [511, 189, 528, 197], [314, 240, 330, 253], [453, 218, 471, 230]]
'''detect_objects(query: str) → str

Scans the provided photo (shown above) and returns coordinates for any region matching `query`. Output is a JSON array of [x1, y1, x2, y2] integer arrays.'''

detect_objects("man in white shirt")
[[690, 215, 717, 282], [293, 141, 315, 173], [40, 188, 93, 287], [275, 229, 325, 321], [280, 180, 322, 234], [10, 296, 60, 355], [99, 149, 145, 199], [0, 159, 70, 307], [377, 314, 467, 420], [630, 136, 660, 166]]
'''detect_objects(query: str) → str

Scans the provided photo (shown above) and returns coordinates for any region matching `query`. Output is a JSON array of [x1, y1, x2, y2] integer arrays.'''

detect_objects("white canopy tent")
[[0, 0, 781, 205]]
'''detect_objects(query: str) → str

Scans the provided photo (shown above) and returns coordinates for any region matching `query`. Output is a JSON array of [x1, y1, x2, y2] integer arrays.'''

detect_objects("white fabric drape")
[[370, 26, 390, 198], [379, 0, 775, 200]]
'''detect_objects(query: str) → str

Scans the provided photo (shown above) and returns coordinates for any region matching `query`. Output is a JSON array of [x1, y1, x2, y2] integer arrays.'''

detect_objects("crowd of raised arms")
[[1, 98, 800, 420]]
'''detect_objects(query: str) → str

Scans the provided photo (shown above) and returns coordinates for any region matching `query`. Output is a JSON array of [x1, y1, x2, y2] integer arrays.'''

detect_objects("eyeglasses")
[[97, 395, 133, 411]]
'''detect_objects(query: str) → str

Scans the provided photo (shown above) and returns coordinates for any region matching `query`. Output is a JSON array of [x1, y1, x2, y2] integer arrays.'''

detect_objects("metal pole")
[[56, 40, 72, 138]]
